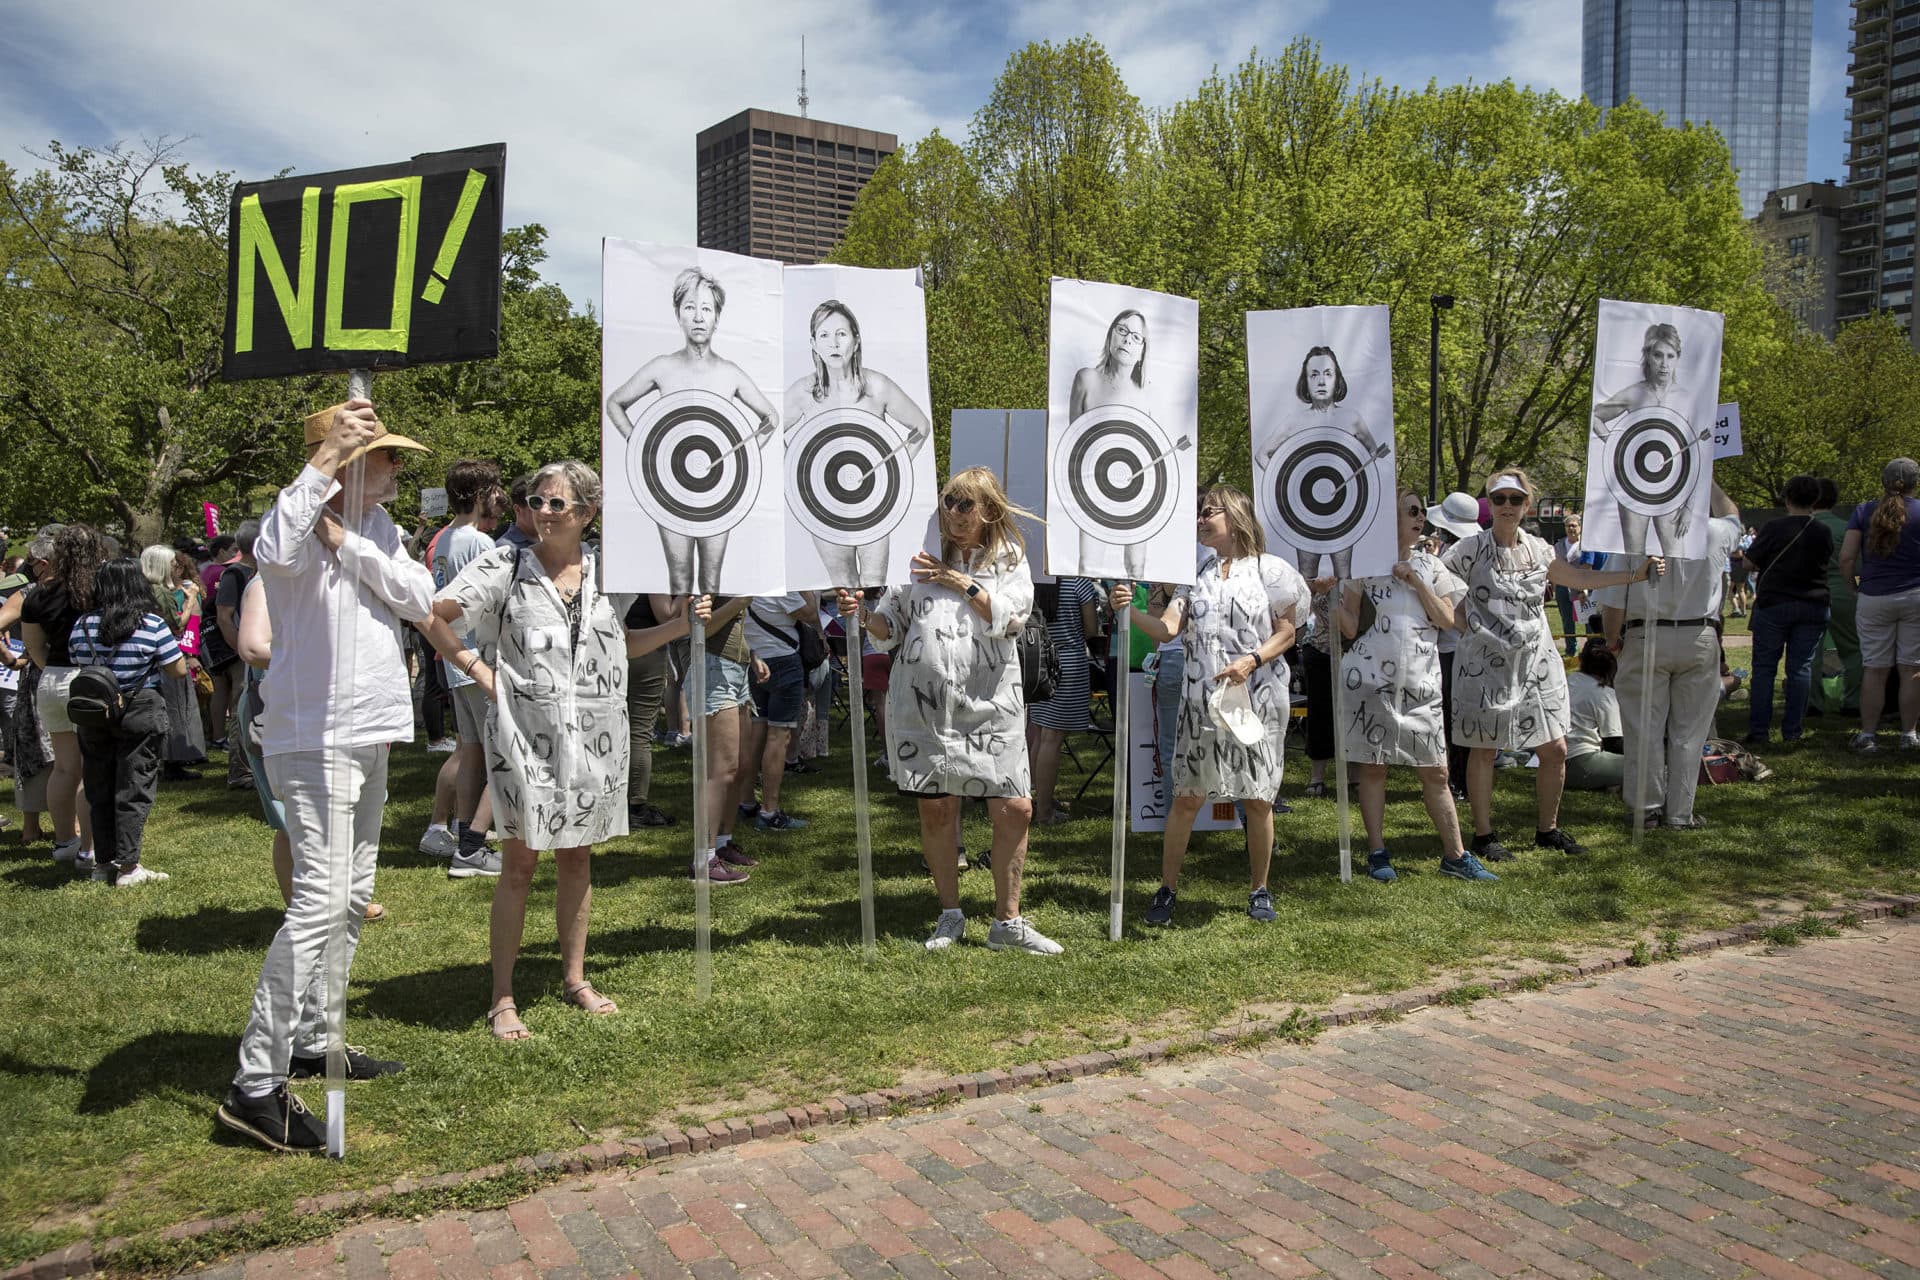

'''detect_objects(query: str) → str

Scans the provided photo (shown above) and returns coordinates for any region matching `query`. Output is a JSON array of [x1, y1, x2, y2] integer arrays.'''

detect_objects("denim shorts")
[[751, 652, 805, 727], [703, 652, 751, 716]]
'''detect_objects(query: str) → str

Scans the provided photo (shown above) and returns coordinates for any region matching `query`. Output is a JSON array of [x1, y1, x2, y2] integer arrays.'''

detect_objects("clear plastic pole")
[[325, 367, 371, 1158], [689, 609, 711, 1001], [845, 605, 876, 958], [1108, 607, 1131, 941], [1330, 587, 1353, 885]]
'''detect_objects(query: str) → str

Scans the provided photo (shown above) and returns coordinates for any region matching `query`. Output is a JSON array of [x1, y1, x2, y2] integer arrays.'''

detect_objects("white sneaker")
[[74, 849, 96, 872], [1849, 731, 1880, 753], [51, 839, 79, 864], [448, 846, 502, 879], [115, 865, 169, 887], [925, 911, 965, 951], [1901, 731, 1920, 752], [418, 825, 458, 858], [426, 737, 458, 754], [986, 916, 1063, 955]]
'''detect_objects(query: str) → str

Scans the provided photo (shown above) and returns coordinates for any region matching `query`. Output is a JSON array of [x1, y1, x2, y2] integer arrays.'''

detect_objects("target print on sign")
[[780, 266, 937, 591], [600, 240, 786, 595], [1045, 279, 1199, 584], [1246, 305, 1399, 581], [1582, 299, 1724, 562]]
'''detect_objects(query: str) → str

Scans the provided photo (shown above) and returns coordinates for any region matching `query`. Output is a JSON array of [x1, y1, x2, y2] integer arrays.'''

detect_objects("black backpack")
[[67, 665, 125, 728], [1018, 602, 1061, 703]]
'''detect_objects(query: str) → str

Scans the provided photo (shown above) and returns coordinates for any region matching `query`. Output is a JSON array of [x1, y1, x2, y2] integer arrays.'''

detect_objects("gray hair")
[[139, 544, 175, 587], [533, 459, 603, 512], [234, 518, 262, 557], [27, 524, 64, 562]]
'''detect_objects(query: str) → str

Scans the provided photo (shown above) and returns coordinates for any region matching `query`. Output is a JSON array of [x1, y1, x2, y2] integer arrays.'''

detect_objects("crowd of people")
[[2, 398, 1916, 1153]]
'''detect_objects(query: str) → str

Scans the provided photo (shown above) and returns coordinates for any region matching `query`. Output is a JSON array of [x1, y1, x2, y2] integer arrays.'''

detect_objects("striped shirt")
[[67, 613, 182, 692]]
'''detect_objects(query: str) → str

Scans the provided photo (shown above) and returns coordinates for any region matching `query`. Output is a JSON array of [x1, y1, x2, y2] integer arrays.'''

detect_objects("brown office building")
[[696, 109, 897, 265], [1753, 180, 1848, 338]]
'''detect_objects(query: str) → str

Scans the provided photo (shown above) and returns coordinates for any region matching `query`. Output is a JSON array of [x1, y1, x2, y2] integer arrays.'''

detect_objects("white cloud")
[[1488, 0, 1583, 95], [0, 0, 981, 310]]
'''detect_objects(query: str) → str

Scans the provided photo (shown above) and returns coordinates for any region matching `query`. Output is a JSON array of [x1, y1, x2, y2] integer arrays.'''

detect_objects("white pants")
[[1615, 625, 1719, 824], [233, 746, 387, 1093]]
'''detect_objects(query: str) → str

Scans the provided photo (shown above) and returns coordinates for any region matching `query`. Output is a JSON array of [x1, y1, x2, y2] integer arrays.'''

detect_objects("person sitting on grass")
[[1564, 639, 1625, 792]]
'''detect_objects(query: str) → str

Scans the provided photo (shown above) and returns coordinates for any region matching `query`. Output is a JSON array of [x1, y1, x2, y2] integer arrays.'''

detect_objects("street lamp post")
[[1429, 294, 1455, 500]]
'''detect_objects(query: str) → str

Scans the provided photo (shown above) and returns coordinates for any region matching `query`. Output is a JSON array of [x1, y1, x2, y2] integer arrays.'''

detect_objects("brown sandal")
[[563, 981, 618, 1016], [486, 1000, 531, 1041]]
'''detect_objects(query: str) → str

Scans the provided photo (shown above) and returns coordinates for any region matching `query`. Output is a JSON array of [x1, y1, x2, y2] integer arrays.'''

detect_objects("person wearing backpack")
[[836, 467, 1059, 955], [65, 557, 187, 886], [1109, 485, 1309, 927]]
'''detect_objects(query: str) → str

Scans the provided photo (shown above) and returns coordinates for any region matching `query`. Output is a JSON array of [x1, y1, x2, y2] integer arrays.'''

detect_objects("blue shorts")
[[703, 652, 751, 717], [751, 653, 805, 728]]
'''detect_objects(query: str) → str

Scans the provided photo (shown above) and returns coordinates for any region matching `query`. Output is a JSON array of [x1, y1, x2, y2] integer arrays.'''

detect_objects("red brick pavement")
[[204, 923, 1920, 1279]]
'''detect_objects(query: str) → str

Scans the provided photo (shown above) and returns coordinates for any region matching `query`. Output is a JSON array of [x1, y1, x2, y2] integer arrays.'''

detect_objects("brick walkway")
[[215, 923, 1920, 1280]]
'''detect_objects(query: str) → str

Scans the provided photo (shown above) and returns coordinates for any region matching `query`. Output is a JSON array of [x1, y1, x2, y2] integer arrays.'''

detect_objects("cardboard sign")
[[419, 487, 449, 518], [1713, 402, 1743, 459], [222, 144, 506, 381], [1127, 673, 1241, 833]]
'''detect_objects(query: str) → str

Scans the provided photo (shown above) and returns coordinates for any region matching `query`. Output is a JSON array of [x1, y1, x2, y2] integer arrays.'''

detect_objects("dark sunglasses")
[[942, 495, 976, 515], [526, 496, 584, 514], [1198, 505, 1226, 520], [1402, 503, 1426, 517], [1489, 492, 1528, 507]]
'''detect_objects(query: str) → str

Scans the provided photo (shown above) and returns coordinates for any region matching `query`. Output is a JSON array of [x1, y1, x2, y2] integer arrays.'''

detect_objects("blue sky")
[[1, 0, 1853, 309]]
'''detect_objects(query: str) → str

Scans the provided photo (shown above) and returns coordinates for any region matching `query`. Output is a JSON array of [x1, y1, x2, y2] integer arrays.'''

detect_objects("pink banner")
[[203, 502, 220, 540]]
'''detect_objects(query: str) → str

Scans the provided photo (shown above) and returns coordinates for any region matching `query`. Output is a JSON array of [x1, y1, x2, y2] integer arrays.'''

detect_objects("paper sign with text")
[[222, 144, 505, 381], [419, 487, 449, 518], [1713, 402, 1743, 459]]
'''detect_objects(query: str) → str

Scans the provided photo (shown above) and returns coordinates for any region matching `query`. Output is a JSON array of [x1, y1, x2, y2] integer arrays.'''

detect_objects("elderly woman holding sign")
[[423, 459, 708, 1041], [1333, 489, 1481, 883], [1109, 485, 1308, 927], [1445, 471, 1658, 864], [837, 467, 1060, 955]]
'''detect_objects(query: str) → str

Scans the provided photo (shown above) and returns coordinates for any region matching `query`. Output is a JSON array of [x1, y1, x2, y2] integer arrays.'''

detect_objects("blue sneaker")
[[1247, 887, 1277, 922], [1366, 849, 1397, 883], [1439, 852, 1499, 882], [755, 809, 808, 831]]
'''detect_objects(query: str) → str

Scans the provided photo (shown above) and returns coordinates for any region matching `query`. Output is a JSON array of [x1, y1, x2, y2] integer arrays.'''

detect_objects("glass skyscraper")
[[1583, 0, 1813, 219]]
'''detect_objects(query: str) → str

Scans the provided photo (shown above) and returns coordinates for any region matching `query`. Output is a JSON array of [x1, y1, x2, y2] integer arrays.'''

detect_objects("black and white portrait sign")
[[1247, 305, 1399, 580], [1583, 299, 1724, 561], [780, 266, 936, 590], [601, 240, 785, 594], [1045, 279, 1198, 584]]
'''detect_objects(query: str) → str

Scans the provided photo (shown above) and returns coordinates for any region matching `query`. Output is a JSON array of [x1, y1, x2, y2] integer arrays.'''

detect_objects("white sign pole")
[[846, 610, 876, 958], [1109, 609, 1132, 941], [689, 610, 711, 1001]]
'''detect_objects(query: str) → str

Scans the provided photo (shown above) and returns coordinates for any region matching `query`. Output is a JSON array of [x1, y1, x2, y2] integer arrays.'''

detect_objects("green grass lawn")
[[1, 697, 1914, 1265]]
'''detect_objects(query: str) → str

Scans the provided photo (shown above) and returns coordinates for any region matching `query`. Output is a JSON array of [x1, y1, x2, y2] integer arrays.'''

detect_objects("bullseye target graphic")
[[1256, 424, 1382, 556], [1051, 404, 1181, 544], [786, 406, 914, 543], [1602, 406, 1699, 518], [626, 388, 765, 537]]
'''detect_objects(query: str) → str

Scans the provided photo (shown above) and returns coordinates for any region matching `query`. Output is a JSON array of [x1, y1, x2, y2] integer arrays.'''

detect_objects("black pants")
[[1439, 649, 1469, 791], [76, 687, 167, 874], [1302, 645, 1333, 764], [627, 647, 668, 805]]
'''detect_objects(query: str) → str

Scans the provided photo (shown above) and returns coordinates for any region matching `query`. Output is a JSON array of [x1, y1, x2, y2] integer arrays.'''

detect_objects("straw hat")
[[1425, 491, 1483, 538], [303, 404, 430, 465]]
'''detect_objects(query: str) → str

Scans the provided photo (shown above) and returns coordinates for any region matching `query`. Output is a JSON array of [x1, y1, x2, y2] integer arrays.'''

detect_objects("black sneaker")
[[288, 1046, 405, 1081], [1247, 887, 1277, 922], [1144, 885, 1177, 925], [628, 803, 673, 828], [1535, 827, 1587, 855], [1470, 831, 1513, 863], [215, 1085, 326, 1154]]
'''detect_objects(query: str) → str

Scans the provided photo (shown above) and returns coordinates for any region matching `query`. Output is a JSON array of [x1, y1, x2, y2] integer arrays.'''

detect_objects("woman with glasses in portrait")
[[1069, 310, 1155, 577], [423, 459, 709, 1040], [837, 467, 1061, 955], [1445, 471, 1655, 866]]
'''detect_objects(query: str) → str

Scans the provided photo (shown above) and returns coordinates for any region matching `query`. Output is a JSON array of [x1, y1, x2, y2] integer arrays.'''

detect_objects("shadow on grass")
[[0, 1051, 85, 1081], [1, 861, 82, 891], [136, 907, 284, 955], [79, 1032, 234, 1113]]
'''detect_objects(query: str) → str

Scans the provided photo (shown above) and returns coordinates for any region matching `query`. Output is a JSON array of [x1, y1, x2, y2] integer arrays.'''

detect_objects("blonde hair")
[[1200, 484, 1264, 558], [939, 467, 1032, 566]]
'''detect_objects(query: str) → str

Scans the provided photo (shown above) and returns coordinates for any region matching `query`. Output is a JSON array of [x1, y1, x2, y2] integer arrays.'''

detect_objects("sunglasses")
[[1198, 506, 1226, 520], [1402, 503, 1426, 517], [1489, 492, 1528, 507], [942, 495, 976, 515], [526, 496, 585, 514]]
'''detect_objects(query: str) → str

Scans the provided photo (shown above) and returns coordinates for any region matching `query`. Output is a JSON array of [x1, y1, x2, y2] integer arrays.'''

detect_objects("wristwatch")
[[965, 582, 981, 599]]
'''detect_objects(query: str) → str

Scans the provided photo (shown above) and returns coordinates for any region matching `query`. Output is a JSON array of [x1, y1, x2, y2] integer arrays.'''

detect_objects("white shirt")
[[1594, 515, 1742, 620], [1565, 671, 1621, 758], [745, 592, 810, 660], [255, 464, 436, 755]]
